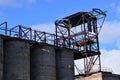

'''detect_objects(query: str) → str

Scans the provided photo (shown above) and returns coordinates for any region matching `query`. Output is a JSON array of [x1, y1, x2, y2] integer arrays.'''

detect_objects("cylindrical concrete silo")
[[31, 44, 56, 80], [4, 40, 30, 80], [56, 48, 74, 80], [0, 37, 3, 80]]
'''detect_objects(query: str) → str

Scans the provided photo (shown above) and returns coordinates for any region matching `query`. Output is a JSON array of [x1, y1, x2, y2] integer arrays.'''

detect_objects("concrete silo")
[[3, 39, 30, 80], [30, 44, 56, 80], [56, 48, 74, 80], [0, 37, 3, 80]]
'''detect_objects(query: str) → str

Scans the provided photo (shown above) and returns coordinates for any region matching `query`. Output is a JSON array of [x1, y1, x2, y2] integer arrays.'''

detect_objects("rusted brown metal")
[[0, 24, 55, 45], [55, 8, 106, 76]]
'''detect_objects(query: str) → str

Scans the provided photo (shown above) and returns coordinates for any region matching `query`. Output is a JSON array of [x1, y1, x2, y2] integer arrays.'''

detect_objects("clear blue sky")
[[0, 0, 120, 74], [0, 0, 119, 25]]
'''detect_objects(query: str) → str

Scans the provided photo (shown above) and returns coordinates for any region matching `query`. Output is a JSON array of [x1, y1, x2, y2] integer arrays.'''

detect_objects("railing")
[[0, 22, 7, 35], [90, 67, 113, 74], [75, 67, 113, 76], [0, 22, 56, 45], [0, 21, 100, 50]]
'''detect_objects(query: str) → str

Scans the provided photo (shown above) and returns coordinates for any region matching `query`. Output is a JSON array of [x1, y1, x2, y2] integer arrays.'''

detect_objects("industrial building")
[[0, 8, 120, 80]]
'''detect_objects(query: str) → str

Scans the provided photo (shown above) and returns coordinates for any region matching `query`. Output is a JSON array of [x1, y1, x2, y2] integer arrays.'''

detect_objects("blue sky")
[[0, 0, 120, 74], [0, 0, 119, 25]]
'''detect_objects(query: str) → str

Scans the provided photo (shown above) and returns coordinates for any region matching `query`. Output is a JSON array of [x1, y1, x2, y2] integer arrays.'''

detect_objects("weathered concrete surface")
[[31, 44, 56, 80], [102, 72, 120, 80], [0, 37, 3, 80], [75, 72, 120, 80], [1, 36, 75, 80], [0, 35, 120, 80], [75, 73, 102, 80], [56, 48, 74, 80], [4, 40, 30, 80]]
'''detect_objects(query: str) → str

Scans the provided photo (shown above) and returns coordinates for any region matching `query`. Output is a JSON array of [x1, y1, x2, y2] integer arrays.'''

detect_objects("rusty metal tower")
[[55, 8, 106, 75]]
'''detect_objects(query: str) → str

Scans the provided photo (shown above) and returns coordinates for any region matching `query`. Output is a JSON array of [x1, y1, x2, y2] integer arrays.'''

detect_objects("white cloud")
[[116, 6, 120, 19], [101, 49, 120, 74], [30, 23, 55, 34], [74, 59, 84, 75], [117, 39, 120, 49], [105, 3, 120, 19], [0, 0, 37, 7], [0, 0, 18, 7], [0, 11, 6, 21], [100, 21, 120, 46], [107, 3, 116, 9]]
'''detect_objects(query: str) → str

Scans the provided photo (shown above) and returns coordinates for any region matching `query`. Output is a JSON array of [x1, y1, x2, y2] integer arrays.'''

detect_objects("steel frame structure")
[[0, 8, 106, 76], [55, 8, 106, 75]]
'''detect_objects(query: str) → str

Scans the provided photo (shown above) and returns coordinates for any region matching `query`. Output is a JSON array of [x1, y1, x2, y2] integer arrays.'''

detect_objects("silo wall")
[[56, 48, 74, 80], [30, 44, 56, 80], [3, 40, 30, 80], [0, 37, 3, 80]]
